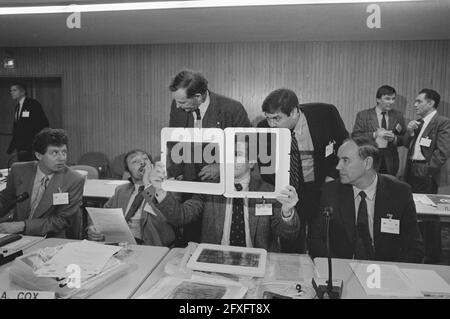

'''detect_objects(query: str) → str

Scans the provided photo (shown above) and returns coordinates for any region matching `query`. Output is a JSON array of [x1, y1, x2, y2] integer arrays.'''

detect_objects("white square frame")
[[224, 127, 291, 199], [187, 243, 267, 278], [160, 127, 225, 195]]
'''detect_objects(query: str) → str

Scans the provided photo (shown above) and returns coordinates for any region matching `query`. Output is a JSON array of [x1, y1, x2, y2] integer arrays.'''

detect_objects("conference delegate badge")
[[53, 192, 69, 205], [381, 214, 400, 235], [21, 111, 30, 118], [395, 123, 402, 133], [325, 141, 334, 158], [419, 137, 432, 147], [143, 202, 157, 216], [255, 203, 272, 216]]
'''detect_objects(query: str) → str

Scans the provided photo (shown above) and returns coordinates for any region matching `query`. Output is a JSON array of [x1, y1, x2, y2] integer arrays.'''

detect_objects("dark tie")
[[194, 108, 201, 120], [381, 111, 387, 129], [289, 130, 303, 193], [355, 191, 374, 260], [14, 103, 20, 121], [125, 185, 145, 222], [230, 198, 246, 247], [408, 119, 424, 157]]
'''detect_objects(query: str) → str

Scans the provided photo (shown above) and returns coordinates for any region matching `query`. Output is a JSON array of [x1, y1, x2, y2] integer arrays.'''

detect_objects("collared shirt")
[[375, 106, 390, 130], [352, 174, 378, 243], [192, 91, 210, 128], [16, 97, 26, 120], [126, 182, 151, 240], [411, 110, 437, 160], [30, 166, 54, 208], [293, 111, 315, 183]]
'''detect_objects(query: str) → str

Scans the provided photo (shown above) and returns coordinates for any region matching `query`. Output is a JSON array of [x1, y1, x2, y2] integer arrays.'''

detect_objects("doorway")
[[0, 76, 62, 168]]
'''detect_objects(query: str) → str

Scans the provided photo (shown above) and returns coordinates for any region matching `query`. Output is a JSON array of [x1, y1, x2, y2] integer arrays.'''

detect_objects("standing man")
[[352, 85, 406, 176], [7, 83, 49, 162], [309, 137, 424, 263], [168, 69, 251, 244], [403, 88, 450, 263], [258, 88, 349, 253], [87, 149, 177, 247], [0, 128, 84, 238]]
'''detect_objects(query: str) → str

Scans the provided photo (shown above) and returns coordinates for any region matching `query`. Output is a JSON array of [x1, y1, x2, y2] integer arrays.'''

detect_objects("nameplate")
[[0, 290, 55, 299], [437, 201, 450, 212]]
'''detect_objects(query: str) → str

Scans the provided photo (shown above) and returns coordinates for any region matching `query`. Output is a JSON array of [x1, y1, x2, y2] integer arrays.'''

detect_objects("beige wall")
[[1, 41, 449, 165]]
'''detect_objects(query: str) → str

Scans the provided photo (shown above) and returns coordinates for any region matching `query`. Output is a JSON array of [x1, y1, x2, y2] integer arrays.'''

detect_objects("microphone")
[[312, 206, 343, 299]]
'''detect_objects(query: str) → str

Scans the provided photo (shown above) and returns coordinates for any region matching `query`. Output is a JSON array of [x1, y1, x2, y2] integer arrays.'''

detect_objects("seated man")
[[87, 149, 176, 246], [0, 128, 85, 238], [149, 141, 301, 251], [309, 137, 424, 263]]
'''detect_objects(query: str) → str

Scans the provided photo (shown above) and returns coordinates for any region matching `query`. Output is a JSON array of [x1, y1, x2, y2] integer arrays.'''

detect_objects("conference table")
[[314, 257, 450, 299], [0, 238, 169, 299], [132, 247, 317, 299]]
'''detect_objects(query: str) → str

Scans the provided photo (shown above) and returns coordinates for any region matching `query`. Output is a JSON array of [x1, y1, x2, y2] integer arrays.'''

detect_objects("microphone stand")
[[312, 207, 343, 299]]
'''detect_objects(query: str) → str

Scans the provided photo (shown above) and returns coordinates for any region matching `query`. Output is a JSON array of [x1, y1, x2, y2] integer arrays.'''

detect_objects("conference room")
[[1, 0, 450, 302]]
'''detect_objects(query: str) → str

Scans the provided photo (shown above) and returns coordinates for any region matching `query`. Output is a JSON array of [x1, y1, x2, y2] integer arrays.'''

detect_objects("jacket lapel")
[[388, 110, 396, 131], [247, 198, 259, 245], [339, 184, 356, 246], [301, 108, 320, 149], [16, 163, 37, 220], [369, 108, 379, 131], [373, 175, 386, 249], [32, 169, 64, 219], [419, 113, 438, 158]]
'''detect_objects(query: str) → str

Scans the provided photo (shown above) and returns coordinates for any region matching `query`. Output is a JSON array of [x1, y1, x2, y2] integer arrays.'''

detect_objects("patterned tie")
[[354, 191, 374, 260], [289, 130, 303, 193], [230, 198, 246, 247], [125, 185, 145, 222], [29, 175, 49, 219], [381, 111, 387, 129]]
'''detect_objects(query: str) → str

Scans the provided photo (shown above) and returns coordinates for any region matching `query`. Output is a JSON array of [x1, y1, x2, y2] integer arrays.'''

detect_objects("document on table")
[[105, 180, 130, 185], [413, 194, 437, 207], [400, 268, 450, 296], [86, 207, 136, 244], [34, 240, 122, 278], [350, 262, 423, 298]]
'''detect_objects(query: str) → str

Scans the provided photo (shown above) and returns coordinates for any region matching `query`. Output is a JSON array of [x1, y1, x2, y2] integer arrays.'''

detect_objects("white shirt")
[[30, 166, 54, 207], [126, 183, 149, 240], [192, 91, 210, 128], [411, 110, 437, 160], [16, 97, 26, 120], [352, 174, 378, 244], [375, 106, 389, 129], [293, 111, 315, 183]]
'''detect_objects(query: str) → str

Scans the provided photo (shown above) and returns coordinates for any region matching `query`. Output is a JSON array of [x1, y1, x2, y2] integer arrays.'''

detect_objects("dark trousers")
[[280, 181, 321, 254], [407, 162, 441, 264]]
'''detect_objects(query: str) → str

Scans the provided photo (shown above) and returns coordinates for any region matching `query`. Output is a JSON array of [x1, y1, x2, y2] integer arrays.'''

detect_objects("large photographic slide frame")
[[161, 127, 225, 195]]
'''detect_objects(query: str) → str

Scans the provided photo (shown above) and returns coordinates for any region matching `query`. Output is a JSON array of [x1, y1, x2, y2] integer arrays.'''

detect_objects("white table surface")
[[83, 179, 129, 199]]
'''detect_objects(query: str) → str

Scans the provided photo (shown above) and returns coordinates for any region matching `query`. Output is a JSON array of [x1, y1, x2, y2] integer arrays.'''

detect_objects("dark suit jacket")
[[352, 107, 406, 175], [104, 183, 176, 247], [403, 112, 450, 185], [0, 162, 85, 238], [156, 175, 300, 252], [258, 103, 349, 186], [309, 175, 424, 263], [8, 97, 49, 154]]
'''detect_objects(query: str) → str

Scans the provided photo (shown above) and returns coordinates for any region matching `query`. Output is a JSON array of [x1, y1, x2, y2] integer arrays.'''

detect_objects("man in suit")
[[309, 137, 424, 263], [352, 85, 406, 176], [0, 128, 85, 238], [7, 83, 49, 162], [87, 149, 176, 246], [257, 88, 349, 253], [149, 141, 301, 251], [168, 69, 251, 244], [403, 88, 450, 263]]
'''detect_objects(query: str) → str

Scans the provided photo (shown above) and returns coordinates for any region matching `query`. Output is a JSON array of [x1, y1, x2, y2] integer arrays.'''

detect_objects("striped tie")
[[290, 130, 303, 193], [29, 176, 49, 219]]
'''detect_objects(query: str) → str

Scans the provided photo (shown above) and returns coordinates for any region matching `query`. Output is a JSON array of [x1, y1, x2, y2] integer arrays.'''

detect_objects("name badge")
[[0, 290, 55, 299], [395, 123, 402, 133], [255, 203, 272, 216], [325, 141, 334, 158], [22, 111, 30, 118], [381, 217, 400, 234], [419, 137, 432, 147], [143, 202, 157, 216], [53, 192, 69, 205]]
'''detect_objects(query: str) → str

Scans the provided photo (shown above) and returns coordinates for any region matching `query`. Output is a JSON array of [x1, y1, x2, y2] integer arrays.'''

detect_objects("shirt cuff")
[[281, 207, 295, 221]]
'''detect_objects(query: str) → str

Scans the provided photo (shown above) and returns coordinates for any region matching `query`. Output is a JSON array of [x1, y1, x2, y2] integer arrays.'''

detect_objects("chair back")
[[71, 165, 99, 179], [78, 152, 110, 179]]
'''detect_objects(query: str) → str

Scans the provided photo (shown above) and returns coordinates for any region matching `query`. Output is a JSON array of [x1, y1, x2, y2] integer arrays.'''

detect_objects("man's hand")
[[407, 120, 421, 135], [86, 225, 105, 241], [198, 163, 220, 182], [276, 185, 299, 217], [0, 221, 25, 234], [149, 162, 167, 191]]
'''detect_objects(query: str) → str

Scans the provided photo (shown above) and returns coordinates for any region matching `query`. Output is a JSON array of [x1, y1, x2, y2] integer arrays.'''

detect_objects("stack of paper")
[[34, 240, 121, 278], [86, 207, 136, 244]]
